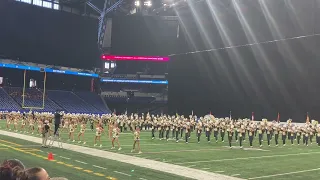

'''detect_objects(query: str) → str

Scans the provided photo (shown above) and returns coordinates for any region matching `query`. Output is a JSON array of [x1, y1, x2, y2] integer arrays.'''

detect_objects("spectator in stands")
[[15, 167, 50, 180], [1, 159, 25, 169]]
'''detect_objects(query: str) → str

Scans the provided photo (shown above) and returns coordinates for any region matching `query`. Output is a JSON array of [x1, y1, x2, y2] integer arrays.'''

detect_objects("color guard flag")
[[277, 112, 280, 123], [229, 111, 232, 121], [251, 112, 254, 121], [192, 110, 194, 116], [306, 112, 310, 123]]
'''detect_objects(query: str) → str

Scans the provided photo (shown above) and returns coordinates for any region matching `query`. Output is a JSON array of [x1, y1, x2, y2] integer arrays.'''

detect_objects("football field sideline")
[[0, 130, 243, 180]]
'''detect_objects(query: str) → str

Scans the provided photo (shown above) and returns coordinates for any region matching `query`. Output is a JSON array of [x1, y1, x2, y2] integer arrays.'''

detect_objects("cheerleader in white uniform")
[[111, 123, 121, 150], [94, 124, 104, 147], [131, 127, 142, 154], [77, 122, 86, 144], [68, 123, 75, 142]]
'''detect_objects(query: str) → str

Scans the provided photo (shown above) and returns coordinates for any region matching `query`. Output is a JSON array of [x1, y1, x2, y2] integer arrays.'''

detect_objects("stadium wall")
[[0, 1, 99, 69]]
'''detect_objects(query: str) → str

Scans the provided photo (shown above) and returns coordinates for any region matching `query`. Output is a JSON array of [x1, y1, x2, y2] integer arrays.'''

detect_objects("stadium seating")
[[75, 91, 111, 113], [4, 87, 61, 112], [46, 90, 103, 114], [0, 87, 21, 111]]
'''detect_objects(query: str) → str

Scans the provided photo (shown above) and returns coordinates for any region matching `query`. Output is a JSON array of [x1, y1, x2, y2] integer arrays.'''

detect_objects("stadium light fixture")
[[144, 1, 152, 7], [135, 0, 140, 6]]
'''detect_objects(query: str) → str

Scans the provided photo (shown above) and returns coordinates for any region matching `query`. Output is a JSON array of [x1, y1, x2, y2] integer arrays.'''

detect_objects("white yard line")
[[202, 168, 210, 170], [93, 165, 107, 170], [139, 178, 148, 180], [75, 160, 88, 165], [113, 171, 132, 177], [232, 174, 240, 176], [248, 168, 320, 179], [214, 171, 225, 173], [59, 156, 71, 160], [177, 151, 320, 164], [0, 130, 244, 180]]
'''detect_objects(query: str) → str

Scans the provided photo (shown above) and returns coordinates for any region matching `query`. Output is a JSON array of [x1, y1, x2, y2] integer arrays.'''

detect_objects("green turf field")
[[1, 121, 320, 180]]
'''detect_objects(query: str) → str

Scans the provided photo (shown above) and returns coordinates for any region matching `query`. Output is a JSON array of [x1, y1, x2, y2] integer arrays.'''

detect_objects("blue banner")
[[101, 79, 168, 84], [0, 62, 98, 78]]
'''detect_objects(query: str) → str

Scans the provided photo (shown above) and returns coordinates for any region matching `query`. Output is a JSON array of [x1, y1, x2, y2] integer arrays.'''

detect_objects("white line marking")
[[232, 174, 240, 176], [139, 178, 148, 180], [93, 165, 107, 170], [59, 156, 70, 160], [248, 168, 320, 179], [202, 168, 210, 170], [215, 171, 225, 173], [177, 151, 320, 164], [187, 165, 197, 168], [113, 171, 132, 177], [75, 160, 88, 164]]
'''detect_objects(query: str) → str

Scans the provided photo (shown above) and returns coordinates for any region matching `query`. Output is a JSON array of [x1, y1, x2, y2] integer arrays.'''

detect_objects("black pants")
[[172, 130, 175, 138], [291, 136, 294, 144], [249, 135, 253, 146], [282, 135, 286, 145], [166, 130, 170, 139], [239, 136, 243, 147], [176, 130, 179, 141], [206, 131, 211, 142], [214, 131, 218, 141], [310, 135, 313, 144], [267, 134, 271, 145], [235, 131, 238, 141], [197, 132, 201, 142], [259, 134, 263, 145], [152, 129, 155, 138], [54, 123, 59, 135], [221, 131, 225, 141], [297, 135, 301, 144], [305, 136, 309, 145], [275, 134, 279, 145], [228, 135, 233, 147], [317, 136, 320, 146], [185, 132, 189, 142]]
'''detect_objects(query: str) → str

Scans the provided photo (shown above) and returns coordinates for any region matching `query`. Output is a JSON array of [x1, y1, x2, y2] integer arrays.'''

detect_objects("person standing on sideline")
[[54, 110, 63, 136], [42, 120, 50, 148]]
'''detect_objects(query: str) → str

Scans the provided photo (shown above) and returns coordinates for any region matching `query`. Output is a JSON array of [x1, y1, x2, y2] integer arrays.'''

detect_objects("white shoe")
[[152, 137, 154, 140], [276, 144, 278, 147], [260, 145, 262, 147], [118, 147, 122, 150], [138, 151, 142, 154], [186, 142, 188, 144], [222, 140, 224, 142], [240, 146, 243, 149], [176, 140, 179, 143], [111, 147, 115, 149], [250, 146, 253, 148], [283, 144, 286, 146], [83, 142, 86, 145], [78, 141, 81, 143], [94, 144, 97, 147], [230, 146, 232, 149], [72, 140, 75, 142], [236, 140, 238, 142], [100, 144, 102, 147]]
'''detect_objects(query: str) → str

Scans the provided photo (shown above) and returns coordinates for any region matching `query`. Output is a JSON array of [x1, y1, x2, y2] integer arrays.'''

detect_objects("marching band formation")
[[1, 111, 320, 152]]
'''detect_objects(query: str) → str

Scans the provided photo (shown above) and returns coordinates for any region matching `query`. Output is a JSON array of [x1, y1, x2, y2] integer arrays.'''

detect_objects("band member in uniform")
[[196, 121, 202, 143], [131, 127, 142, 154], [258, 123, 263, 147], [281, 126, 287, 146], [317, 126, 320, 146], [228, 123, 234, 148], [296, 127, 301, 145], [111, 123, 122, 150], [273, 123, 279, 147], [266, 123, 272, 147], [248, 125, 254, 148]]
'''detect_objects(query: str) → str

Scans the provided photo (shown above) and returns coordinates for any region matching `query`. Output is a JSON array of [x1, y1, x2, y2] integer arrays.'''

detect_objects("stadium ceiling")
[[60, 0, 202, 17]]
